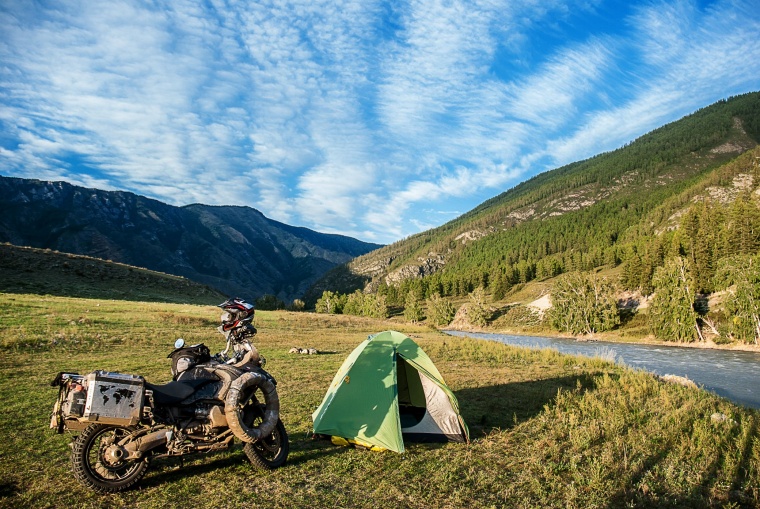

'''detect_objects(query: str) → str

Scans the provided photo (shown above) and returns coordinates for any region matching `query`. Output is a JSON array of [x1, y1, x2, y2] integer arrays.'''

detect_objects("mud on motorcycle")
[[50, 298, 288, 493]]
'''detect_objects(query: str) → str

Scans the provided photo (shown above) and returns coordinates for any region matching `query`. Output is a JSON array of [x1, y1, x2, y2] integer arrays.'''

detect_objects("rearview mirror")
[[174, 338, 185, 349]]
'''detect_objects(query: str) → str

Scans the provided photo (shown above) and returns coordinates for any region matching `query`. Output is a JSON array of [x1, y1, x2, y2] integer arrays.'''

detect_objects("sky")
[[1, 1, 759, 245]]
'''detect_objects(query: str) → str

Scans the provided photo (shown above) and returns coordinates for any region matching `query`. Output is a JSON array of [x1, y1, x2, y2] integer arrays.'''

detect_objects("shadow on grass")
[[138, 436, 346, 490], [602, 407, 759, 508], [284, 436, 348, 467], [455, 373, 605, 436], [0, 482, 19, 499], [139, 453, 244, 489]]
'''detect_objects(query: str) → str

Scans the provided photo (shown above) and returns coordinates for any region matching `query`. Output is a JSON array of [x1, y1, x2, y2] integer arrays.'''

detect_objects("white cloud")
[[506, 39, 613, 128], [545, 0, 760, 167], [0, 0, 758, 244]]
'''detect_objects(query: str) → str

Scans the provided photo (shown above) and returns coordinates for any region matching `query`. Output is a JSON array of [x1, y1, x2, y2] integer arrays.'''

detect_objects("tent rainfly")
[[311, 330, 469, 453]]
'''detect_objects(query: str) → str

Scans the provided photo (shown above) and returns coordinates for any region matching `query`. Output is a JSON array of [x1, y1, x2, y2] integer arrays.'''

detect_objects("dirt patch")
[[710, 142, 746, 154], [449, 303, 476, 330], [527, 294, 551, 313]]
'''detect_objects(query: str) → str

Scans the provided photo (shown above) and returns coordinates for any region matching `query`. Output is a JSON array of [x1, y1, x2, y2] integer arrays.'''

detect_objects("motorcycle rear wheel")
[[71, 424, 149, 493], [242, 408, 289, 469]]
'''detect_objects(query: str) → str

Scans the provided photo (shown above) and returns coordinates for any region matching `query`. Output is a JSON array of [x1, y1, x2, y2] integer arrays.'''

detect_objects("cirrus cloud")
[[1, 0, 758, 243]]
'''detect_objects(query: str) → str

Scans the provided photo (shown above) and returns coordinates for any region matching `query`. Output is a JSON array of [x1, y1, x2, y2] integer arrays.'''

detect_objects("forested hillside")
[[308, 92, 759, 299], [308, 92, 760, 344]]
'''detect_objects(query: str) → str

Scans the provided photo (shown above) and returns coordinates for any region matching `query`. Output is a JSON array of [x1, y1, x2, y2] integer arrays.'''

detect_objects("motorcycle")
[[49, 298, 289, 493]]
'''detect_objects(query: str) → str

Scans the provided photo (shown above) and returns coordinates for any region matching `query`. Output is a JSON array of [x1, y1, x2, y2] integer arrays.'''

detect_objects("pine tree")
[[648, 257, 701, 342], [403, 290, 424, 323], [716, 255, 760, 344], [426, 293, 456, 326], [467, 287, 490, 327]]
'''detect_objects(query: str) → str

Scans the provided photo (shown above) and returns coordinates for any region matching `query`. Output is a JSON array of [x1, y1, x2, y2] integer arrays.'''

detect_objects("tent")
[[311, 330, 469, 453]]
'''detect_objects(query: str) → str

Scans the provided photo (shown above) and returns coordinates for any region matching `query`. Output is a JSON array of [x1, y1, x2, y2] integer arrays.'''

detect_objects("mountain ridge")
[[306, 91, 760, 301], [0, 176, 382, 301]]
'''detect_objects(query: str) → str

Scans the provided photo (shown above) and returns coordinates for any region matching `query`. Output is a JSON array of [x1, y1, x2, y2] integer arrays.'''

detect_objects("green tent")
[[311, 330, 469, 453]]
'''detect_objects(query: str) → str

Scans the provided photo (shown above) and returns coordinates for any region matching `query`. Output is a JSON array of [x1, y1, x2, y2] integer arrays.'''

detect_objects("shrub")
[[426, 293, 456, 326], [648, 257, 700, 342], [548, 272, 619, 335], [289, 299, 305, 312]]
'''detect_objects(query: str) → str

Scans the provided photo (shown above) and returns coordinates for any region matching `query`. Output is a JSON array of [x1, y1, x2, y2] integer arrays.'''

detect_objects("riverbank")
[[1, 293, 758, 508], [444, 322, 760, 353], [443, 329, 760, 409]]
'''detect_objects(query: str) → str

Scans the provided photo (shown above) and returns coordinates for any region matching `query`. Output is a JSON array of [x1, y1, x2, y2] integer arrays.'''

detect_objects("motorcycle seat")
[[145, 379, 210, 406]]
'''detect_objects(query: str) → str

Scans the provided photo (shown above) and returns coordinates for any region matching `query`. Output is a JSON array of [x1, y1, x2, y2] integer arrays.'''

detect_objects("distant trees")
[[716, 255, 760, 344], [403, 290, 424, 323], [315, 290, 345, 314], [547, 272, 619, 335], [314, 289, 388, 319], [426, 293, 456, 326], [648, 257, 701, 342], [255, 294, 285, 310], [343, 290, 389, 319]]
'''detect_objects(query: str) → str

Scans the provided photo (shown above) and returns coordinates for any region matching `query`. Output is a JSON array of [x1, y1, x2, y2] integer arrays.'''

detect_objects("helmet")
[[218, 297, 255, 331]]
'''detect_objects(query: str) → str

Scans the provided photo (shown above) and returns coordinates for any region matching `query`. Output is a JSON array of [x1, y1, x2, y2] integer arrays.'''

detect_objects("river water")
[[444, 330, 760, 409]]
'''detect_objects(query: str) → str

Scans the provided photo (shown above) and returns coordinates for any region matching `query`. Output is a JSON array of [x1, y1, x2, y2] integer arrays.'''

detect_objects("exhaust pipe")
[[123, 430, 170, 459]]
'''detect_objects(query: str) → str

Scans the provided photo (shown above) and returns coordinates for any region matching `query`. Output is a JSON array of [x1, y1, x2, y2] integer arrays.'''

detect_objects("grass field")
[[0, 293, 758, 508]]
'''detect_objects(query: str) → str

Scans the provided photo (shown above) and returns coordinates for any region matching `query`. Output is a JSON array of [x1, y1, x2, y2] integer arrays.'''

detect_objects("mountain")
[[0, 177, 382, 301], [308, 92, 760, 301]]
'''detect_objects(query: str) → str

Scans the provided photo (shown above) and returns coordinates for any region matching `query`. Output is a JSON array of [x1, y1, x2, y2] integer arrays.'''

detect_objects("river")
[[444, 330, 760, 409]]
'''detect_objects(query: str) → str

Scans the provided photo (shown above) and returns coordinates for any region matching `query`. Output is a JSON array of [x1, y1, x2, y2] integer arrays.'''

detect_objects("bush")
[[289, 299, 305, 312], [548, 272, 619, 335], [426, 293, 455, 326], [648, 257, 699, 342]]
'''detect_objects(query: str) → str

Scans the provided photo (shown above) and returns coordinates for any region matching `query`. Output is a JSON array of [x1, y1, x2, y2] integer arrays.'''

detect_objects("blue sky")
[[1, 0, 758, 244]]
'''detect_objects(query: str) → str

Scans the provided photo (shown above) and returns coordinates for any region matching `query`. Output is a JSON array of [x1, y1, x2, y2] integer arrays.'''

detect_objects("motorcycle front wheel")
[[71, 424, 149, 493], [242, 405, 289, 469]]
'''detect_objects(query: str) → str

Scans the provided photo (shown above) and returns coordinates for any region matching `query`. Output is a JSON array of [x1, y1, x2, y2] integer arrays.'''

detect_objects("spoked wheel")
[[242, 403, 289, 469], [71, 424, 149, 493]]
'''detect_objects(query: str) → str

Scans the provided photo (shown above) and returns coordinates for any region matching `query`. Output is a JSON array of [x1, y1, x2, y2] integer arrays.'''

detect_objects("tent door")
[[397, 357, 465, 443]]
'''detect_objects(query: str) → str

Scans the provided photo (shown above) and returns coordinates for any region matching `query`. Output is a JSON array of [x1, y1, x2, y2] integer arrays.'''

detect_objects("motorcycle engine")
[[183, 403, 228, 436]]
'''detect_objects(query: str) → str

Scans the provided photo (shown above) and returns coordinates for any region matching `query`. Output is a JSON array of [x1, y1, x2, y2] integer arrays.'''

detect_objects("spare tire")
[[225, 372, 279, 443]]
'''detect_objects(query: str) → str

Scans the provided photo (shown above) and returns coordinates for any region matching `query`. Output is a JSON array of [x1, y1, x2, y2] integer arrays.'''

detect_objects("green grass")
[[1, 293, 758, 508], [0, 244, 225, 304]]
